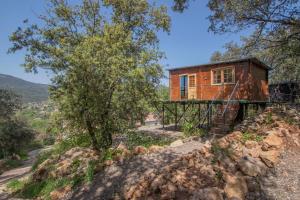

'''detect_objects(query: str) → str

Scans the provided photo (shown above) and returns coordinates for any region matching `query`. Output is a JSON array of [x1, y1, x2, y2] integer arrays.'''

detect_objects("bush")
[[0, 119, 35, 159], [126, 131, 171, 149], [182, 122, 206, 137]]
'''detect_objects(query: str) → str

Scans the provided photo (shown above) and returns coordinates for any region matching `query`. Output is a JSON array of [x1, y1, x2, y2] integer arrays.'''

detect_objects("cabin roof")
[[167, 57, 271, 71]]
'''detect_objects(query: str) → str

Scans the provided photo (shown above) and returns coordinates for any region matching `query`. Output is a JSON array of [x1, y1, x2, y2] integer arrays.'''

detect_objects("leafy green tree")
[[0, 89, 34, 158], [9, 0, 170, 150], [174, 0, 300, 83], [0, 89, 21, 121]]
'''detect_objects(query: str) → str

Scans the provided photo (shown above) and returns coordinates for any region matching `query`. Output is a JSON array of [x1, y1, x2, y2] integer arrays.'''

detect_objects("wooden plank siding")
[[169, 58, 269, 102]]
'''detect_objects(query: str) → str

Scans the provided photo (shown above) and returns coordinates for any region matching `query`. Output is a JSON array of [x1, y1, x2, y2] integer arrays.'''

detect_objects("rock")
[[224, 173, 248, 200], [191, 187, 224, 200], [245, 140, 258, 149], [50, 185, 71, 200], [259, 150, 280, 167], [218, 137, 229, 149], [238, 156, 267, 177], [170, 139, 184, 147], [148, 145, 164, 153], [104, 159, 113, 166], [133, 146, 147, 155], [263, 132, 283, 150]]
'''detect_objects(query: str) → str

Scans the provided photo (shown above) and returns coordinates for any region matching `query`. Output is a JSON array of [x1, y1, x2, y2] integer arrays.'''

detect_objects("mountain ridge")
[[0, 73, 49, 103]]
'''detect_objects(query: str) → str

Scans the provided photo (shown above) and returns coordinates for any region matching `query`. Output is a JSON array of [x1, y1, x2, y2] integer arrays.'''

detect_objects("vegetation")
[[241, 131, 263, 143], [173, 0, 300, 83], [9, 0, 170, 151], [126, 131, 172, 149], [0, 89, 35, 159], [182, 122, 207, 137]]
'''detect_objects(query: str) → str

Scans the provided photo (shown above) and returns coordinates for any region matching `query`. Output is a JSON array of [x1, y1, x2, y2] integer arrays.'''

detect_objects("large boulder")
[[238, 156, 267, 177], [224, 173, 248, 200], [170, 139, 184, 147], [262, 132, 283, 150], [259, 150, 280, 167]]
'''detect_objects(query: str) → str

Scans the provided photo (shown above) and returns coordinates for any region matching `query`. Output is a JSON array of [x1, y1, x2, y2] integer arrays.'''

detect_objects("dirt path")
[[70, 140, 205, 200], [0, 148, 48, 200]]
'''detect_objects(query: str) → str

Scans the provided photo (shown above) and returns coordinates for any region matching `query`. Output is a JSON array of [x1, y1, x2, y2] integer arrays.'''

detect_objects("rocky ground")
[[0, 148, 46, 200], [1, 106, 300, 200], [67, 106, 300, 200]]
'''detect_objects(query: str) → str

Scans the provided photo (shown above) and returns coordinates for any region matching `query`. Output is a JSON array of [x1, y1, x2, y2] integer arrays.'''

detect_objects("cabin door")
[[188, 74, 197, 99]]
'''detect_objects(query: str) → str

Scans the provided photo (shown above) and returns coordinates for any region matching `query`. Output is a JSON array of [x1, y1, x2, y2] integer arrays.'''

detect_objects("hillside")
[[0, 74, 49, 103]]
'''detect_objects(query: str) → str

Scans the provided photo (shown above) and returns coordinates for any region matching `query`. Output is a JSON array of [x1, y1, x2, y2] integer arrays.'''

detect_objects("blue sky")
[[0, 0, 249, 84]]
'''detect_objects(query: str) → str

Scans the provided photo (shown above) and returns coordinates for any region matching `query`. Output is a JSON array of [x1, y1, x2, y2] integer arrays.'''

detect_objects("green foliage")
[[7, 179, 25, 191], [182, 122, 206, 137], [265, 113, 274, 124], [242, 131, 263, 143], [206, 0, 300, 83], [3, 159, 23, 169], [0, 119, 35, 159], [0, 89, 21, 120], [85, 161, 96, 183], [8, 178, 71, 199], [9, 0, 170, 150], [126, 131, 171, 149]]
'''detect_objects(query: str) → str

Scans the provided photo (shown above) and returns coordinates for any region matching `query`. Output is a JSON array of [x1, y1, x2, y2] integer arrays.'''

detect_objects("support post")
[[198, 103, 201, 124], [207, 103, 210, 127], [175, 103, 178, 130]]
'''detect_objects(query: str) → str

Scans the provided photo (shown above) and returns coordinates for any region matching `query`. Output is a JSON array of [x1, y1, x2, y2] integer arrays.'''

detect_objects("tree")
[[0, 89, 34, 158], [173, 0, 300, 83], [9, 0, 170, 150], [0, 89, 21, 122]]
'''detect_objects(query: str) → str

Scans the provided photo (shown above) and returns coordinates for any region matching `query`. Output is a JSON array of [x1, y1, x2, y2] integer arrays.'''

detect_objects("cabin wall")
[[169, 61, 251, 101], [249, 62, 269, 101]]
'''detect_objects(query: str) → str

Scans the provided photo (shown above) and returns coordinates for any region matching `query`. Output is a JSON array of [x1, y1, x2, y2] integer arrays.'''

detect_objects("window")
[[224, 68, 234, 83], [212, 67, 235, 85], [212, 69, 222, 84], [189, 75, 196, 87], [180, 75, 188, 99]]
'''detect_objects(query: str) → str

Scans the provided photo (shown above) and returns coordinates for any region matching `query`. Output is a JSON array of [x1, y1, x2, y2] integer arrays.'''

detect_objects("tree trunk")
[[86, 119, 99, 151]]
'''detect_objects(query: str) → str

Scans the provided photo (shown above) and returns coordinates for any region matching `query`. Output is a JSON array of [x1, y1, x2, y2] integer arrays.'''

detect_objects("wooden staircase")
[[210, 104, 240, 134]]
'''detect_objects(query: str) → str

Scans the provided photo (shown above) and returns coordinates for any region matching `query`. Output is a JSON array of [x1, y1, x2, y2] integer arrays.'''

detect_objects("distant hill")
[[0, 74, 49, 103]]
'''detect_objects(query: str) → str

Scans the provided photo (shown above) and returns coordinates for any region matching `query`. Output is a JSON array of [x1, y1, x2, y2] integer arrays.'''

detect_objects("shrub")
[[0, 119, 35, 159], [126, 131, 171, 149], [242, 131, 263, 142], [182, 122, 206, 137]]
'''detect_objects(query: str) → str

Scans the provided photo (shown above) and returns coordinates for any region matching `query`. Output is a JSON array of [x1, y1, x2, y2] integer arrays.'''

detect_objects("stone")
[[191, 187, 224, 200], [170, 139, 184, 147], [224, 173, 248, 200], [245, 140, 258, 149], [104, 159, 113, 166], [263, 132, 283, 150], [133, 146, 147, 155], [148, 145, 164, 153], [50, 185, 71, 200], [238, 156, 267, 177], [259, 150, 280, 167], [218, 138, 229, 149]]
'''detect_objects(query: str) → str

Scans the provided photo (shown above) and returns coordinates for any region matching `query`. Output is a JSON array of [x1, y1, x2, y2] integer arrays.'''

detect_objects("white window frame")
[[211, 66, 235, 85]]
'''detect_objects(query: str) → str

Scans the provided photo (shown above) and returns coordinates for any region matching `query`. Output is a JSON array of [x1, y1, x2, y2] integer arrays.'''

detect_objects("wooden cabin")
[[168, 57, 270, 102]]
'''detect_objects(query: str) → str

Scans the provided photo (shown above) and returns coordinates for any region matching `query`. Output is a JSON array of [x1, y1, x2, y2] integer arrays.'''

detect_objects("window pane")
[[180, 75, 188, 99], [213, 70, 221, 84], [224, 68, 233, 83], [189, 75, 196, 87]]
